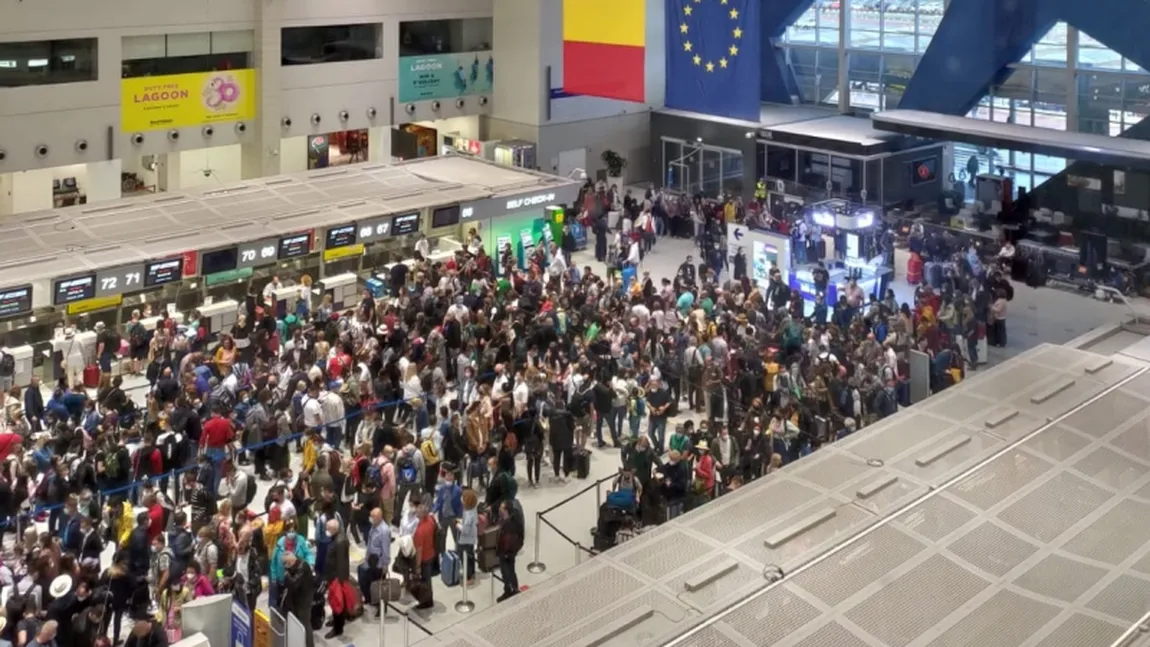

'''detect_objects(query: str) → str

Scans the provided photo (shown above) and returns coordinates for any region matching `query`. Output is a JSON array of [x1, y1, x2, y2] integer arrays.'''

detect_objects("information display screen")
[[325, 224, 357, 249], [0, 285, 33, 318], [911, 158, 938, 185], [53, 274, 97, 305], [391, 212, 419, 236], [201, 247, 239, 275], [144, 258, 184, 287], [237, 238, 279, 269], [431, 205, 460, 228], [278, 233, 312, 259]]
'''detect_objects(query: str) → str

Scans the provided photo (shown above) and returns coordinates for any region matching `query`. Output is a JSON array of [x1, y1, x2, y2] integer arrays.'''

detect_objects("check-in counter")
[[320, 273, 359, 311], [271, 285, 303, 320], [1, 345, 34, 388], [198, 300, 239, 340]]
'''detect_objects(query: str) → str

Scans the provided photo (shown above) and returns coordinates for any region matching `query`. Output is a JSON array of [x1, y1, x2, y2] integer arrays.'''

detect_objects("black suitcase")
[[311, 583, 327, 629], [573, 449, 590, 479]]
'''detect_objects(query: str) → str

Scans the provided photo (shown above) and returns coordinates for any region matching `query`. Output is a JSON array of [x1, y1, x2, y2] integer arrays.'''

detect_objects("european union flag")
[[665, 0, 761, 121]]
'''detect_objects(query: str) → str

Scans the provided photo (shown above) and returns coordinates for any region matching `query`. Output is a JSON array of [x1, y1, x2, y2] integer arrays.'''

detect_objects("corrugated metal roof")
[[0, 156, 576, 287]]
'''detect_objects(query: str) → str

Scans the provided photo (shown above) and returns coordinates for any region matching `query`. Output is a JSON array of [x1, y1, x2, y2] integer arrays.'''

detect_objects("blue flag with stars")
[[666, 0, 761, 121]]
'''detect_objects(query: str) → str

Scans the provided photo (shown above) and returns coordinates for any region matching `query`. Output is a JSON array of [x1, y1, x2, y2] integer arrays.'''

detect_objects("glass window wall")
[[660, 138, 744, 198], [0, 38, 98, 87], [281, 24, 382, 65]]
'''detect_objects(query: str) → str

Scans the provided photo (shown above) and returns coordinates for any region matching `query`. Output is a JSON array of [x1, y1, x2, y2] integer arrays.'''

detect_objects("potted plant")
[[601, 150, 627, 187]]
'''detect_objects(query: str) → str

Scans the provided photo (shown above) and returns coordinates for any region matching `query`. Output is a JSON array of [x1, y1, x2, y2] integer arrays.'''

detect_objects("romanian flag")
[[562, 0, 645, 103]]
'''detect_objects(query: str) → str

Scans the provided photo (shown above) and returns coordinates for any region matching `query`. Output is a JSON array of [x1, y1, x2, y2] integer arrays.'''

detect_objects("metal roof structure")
[[0, 156, 576, 288], [873, 110, 1150, 168], [418, 343, 1150, 647]]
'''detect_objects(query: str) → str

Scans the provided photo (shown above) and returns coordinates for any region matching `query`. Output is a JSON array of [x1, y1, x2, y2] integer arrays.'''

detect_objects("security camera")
[[366, 107, 377, 119], [744, 131, 754, 139], [430, 100, 441, 111], [478, 96, 489, 106], [338, 110, 349, 121], [131, 133, 145, 145], [310, 114, 321, 125], [75, 139, 89, 153], [235, 122, 247, 134], [201, 168, 212, 178], [405, 104, 416, 115], [202, 126, 214, 138], [168, 130, 180, 142], [281, 117, 292, 128], [455, 98, 465, 109], [34, 144, 49, 158]]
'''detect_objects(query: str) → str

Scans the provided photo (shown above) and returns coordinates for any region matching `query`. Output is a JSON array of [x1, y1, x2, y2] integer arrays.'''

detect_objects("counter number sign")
[[241, 245, 276, 263]]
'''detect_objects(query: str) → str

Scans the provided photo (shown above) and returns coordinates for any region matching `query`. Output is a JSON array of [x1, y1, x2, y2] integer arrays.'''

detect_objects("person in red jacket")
[[201, 409, 235, 493], [0, 431, 22, 460]]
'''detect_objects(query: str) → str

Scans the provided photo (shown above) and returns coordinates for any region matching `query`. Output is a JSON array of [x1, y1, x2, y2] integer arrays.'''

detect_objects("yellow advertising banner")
[[66, 294, 123, 315], [323, 244, 365, 263], [121, 69, 257, 132]]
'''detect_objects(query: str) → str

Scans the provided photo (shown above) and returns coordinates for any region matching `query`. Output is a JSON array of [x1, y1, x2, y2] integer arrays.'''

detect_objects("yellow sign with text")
[[66, 294, 123, 315], [323, 244, 365, 263], [121, 69, 257, 132]]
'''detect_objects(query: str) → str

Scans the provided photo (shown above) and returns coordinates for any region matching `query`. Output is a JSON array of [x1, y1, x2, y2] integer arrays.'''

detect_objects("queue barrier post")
[[454, 551, 475, 614], [527, 512, 546, 574]]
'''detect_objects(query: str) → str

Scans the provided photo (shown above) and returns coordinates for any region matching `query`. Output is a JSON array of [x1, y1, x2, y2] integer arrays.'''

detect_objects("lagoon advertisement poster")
[[398, 52, 494, 103]]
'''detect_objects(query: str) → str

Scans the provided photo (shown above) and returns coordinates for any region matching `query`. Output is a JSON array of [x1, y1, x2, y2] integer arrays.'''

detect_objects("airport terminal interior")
[[3, 0, 1150, 646]]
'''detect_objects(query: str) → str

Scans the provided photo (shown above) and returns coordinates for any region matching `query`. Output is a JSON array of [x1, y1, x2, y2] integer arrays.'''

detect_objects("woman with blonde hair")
[[456, 488, 480, 584], [213, 335, 237, 377]]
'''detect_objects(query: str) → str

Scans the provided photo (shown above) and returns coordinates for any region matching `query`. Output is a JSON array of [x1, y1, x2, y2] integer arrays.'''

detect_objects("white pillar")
[[0, 174, 14, 217], [490, 0, 544, 129], [83, 160, 124, 204], [367, 127, 391, 163], [241, 0, 283, 179], [10, 170, 53, 214], [157, 152, 181, 192]]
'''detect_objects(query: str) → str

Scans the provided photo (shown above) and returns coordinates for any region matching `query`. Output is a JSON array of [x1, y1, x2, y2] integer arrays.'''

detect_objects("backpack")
[[160, 434, 181, 469], [129, 322, 146, 347], [244, 476, 258, 507], [104, 448, 122, 480], [419, 439, 439, 466], [569, 388, 591, 418], [366, 462, 383, 488], [397, 455, 418, 486], [0, 352, 13, 377]]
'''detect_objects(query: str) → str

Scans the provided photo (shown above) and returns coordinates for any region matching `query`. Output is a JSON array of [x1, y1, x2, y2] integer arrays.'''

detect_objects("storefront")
[[459, 184, 582, 274], [307, 130, 369, 168]]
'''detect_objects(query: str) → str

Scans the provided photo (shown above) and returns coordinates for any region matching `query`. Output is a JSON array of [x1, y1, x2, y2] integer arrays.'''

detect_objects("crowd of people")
[[0, 177, 1023, 646]]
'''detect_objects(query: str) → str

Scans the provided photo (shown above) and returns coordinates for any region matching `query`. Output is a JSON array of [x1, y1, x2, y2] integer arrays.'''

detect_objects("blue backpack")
[[397, 456, 418, 485]]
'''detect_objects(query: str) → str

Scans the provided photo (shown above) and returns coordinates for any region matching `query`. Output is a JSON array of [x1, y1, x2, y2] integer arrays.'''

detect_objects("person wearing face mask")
[[321, 518, 354, 639], [279, 551, 317, 647], [269, 520, 313, 614]]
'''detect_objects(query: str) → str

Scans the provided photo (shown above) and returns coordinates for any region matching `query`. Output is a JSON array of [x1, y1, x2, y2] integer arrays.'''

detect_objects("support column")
[[1065, 26, 1079, 132], [157, 152, 181, 192], [489, 0, 544, 133], [241, 0, 283, 180], [838, 0, 850, 113]]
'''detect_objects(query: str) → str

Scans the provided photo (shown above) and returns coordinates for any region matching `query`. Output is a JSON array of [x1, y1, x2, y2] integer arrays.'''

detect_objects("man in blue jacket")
[[432, 468, 462, 545]]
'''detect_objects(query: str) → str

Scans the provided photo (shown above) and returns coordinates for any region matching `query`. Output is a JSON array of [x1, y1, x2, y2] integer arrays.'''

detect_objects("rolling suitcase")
[[477, 548, 499, 573], [83, 364, 100, 388], [440, 550, 460, 587], [573, 449, 590, 479]]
